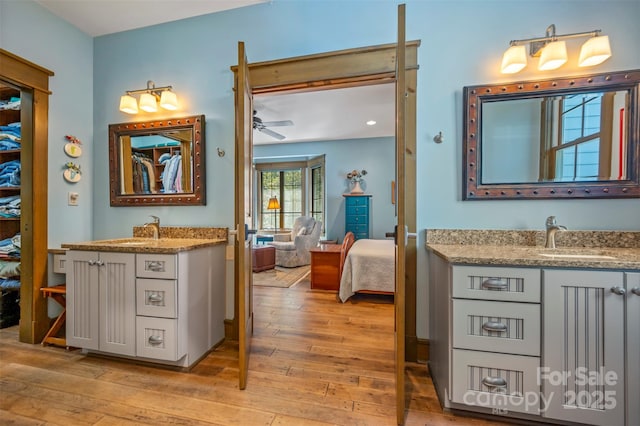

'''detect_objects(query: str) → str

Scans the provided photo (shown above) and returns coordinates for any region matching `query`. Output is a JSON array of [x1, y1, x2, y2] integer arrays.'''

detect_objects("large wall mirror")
[[463, 70, 639, 200], [109, 115, 205, 206]]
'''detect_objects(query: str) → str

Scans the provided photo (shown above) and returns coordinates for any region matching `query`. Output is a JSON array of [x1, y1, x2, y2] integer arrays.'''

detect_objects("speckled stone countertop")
[[61, 226, 228, 254], [426, 229, 640, 271]]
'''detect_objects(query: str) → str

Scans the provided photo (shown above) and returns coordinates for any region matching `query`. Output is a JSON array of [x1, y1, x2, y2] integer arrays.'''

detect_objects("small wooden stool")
[[40, 284, 69, 348]]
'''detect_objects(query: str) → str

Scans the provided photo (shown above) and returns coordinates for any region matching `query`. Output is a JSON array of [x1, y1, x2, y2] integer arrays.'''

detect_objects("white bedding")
[[339, 238, 395, 302]]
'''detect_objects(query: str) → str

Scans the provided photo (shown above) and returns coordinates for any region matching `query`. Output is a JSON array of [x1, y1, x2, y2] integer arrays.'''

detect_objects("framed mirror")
[[109, 115, 205, 206], [463, 70, 639, 200]]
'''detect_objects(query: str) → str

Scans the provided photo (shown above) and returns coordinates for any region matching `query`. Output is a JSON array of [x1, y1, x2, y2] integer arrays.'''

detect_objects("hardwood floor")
[[0, 278, 508, 425]]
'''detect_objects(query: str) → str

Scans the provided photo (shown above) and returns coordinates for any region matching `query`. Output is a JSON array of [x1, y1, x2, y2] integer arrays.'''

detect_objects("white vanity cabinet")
[[65, 244, 226, 368], [449, 266, 542, 415], [543, 270, 625, 425], [428, 250, 639, 426], [66, 251, 136, 356], [627, 272, 640, 426]]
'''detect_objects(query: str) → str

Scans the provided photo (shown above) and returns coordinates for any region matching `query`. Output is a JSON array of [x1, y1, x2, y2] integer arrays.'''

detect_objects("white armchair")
[[269, 216, 322, 267]]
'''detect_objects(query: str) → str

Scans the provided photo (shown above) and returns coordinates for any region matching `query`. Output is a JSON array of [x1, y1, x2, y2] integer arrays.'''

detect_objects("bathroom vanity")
[[62, 233, 226, 369], [426, 229, 640, 426]]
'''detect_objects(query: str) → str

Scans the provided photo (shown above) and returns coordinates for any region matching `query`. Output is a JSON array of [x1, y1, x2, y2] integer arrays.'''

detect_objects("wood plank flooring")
[[0, 278, 509, 425]]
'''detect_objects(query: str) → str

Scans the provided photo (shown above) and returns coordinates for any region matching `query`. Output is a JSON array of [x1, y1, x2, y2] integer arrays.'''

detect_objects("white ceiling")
[[34, 0, 395, 145], [35, 0, 268, 37]]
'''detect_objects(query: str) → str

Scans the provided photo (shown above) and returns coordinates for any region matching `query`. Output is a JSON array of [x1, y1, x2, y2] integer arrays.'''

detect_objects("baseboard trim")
[[417, 338, 429, 363]]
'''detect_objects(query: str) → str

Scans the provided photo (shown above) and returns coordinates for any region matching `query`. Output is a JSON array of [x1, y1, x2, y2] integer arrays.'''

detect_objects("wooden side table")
[[309, 244, 342, 291]]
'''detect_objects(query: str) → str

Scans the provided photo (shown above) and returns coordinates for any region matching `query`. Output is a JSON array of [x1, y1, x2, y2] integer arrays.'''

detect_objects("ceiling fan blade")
[[262, 120, 294, 127], [259, 127, 286, 140]]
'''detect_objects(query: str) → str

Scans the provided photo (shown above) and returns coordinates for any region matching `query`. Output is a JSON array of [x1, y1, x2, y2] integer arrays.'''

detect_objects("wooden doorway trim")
[[0, 49, 53, 343], [231, 41, 419, 359]]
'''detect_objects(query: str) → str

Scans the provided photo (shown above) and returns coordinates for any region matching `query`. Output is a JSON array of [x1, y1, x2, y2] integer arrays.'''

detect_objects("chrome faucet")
[[545, 216, 567, 249], [144, 215, 160, 240]]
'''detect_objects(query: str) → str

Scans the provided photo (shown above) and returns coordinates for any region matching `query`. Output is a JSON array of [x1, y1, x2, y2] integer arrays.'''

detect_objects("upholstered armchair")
[[269, 216, 322, 267]]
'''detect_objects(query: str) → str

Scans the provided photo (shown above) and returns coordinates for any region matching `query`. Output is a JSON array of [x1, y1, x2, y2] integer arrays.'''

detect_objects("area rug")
[[253, 265, 310, 288]]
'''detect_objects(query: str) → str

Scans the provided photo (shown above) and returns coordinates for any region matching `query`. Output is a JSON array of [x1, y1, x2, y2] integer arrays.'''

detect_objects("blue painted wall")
[[2, 0, 639, 339]]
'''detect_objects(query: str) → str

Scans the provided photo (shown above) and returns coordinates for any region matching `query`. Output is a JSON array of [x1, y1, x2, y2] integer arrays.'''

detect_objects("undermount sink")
[[538, 253, 616, 260], [119, 240, 153, 246], [93, 238, 158, 246]]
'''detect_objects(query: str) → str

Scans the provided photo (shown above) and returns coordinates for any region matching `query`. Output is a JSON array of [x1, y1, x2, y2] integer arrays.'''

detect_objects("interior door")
[[394, 4, 407, 425], [235, 41, 254, 390]]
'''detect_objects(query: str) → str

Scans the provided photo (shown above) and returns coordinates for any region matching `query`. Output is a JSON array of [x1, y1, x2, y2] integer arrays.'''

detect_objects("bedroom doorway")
[[233, 24, 418, 422], [233, 41, 419, 353]]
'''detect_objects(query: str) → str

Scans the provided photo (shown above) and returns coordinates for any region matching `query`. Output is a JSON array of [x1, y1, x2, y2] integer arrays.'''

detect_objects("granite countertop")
[[61, 226, 229, 254], [62, 237, 227, 254], [425, 229, 640, 271], [427, 244, 640, 270]]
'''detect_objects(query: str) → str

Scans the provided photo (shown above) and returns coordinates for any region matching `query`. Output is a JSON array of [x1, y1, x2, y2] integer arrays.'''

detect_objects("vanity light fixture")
[[119, 80, 179, 114], [501, 24, 612, 74]]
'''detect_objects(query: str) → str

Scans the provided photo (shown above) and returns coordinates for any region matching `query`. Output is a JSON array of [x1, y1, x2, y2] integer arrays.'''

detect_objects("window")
[[311, 165, 323, 226], [255, 155, 324, 231], [542, 92, 614, 182]]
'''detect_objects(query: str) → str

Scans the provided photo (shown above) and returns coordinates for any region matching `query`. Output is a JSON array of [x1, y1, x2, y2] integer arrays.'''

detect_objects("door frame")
[[0, 49, 53, 344], [231, 41, 419, 358]]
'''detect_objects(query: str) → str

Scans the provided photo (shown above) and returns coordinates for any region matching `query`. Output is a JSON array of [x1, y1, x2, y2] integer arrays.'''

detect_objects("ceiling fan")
[[253, 110, 293, 140]]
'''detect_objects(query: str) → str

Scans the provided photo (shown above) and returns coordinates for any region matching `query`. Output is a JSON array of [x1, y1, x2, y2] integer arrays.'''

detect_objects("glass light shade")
[[159, 90, 178, 110], [139, 93, 158, 112], [267, 196, 280, 210], [578, 36, 611, 67], [501, 45, 527, 74], [538, 40, 568, 70], [119, 95, 138, 114]]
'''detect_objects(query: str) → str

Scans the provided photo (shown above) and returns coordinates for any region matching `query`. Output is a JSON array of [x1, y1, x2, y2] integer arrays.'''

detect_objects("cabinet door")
[[627, 272, 640, 426], [543, 270, 624, 425], [99, 252, 136, 356], [66, 251, 100, 350]]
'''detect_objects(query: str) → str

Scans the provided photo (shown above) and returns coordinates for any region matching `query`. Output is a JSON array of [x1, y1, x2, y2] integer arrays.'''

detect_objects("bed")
[[338, 235, 395, 302]]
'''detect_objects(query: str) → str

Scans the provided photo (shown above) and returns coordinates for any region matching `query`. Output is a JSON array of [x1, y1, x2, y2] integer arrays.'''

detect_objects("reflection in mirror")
[[463, 70, 640, 199], [482, 90, 628, 184], [109, 115, 205, 206]]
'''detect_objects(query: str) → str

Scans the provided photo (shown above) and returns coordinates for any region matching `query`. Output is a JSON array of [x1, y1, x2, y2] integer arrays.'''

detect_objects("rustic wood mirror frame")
[[463, 69, 640, 200], [109, 115, 206, 206]]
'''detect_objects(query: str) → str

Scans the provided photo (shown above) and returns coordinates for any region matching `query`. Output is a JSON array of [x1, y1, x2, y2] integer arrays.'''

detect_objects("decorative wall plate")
[[63, 168, 81, 183], [64, 142, 82, 157]]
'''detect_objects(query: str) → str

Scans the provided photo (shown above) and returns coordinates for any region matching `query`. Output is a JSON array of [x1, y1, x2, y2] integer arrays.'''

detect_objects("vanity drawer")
[[452, 266, 540, 302], [453, 299, 540, 356], [136, 254, 176, 279], [451, 349, 540, 414], [136, 279, 177, 318], [136, 316, 182, 361]]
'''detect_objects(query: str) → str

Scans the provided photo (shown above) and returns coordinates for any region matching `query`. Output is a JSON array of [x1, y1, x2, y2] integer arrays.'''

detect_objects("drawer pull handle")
[[148, 335, 163, 345], [610, 286, 626, 296], [148, 293, 163, 303], [632, 287, 640, 296], [146, 261, 164, 272], [482, 278, 508, 290], [482, 377, 507, 389], [482, 321, 507, 332]]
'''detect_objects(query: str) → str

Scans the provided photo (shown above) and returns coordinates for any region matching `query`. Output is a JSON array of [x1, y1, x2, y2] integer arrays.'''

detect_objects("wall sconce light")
[[501, 24, 611, 74], [119, 80, 179, 114]]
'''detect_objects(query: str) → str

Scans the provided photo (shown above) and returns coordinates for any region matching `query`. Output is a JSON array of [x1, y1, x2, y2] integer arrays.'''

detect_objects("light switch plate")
[[68, 192, 79, 206]]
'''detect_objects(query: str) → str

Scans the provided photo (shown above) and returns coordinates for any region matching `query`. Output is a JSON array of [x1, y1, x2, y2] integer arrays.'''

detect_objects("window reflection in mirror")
[[109, 115, 205, 206], [482, 90, 628, 184]]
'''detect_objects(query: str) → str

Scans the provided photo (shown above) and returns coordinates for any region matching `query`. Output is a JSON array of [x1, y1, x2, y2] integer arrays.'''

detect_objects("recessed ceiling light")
[[366, 120, 377, 126]]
